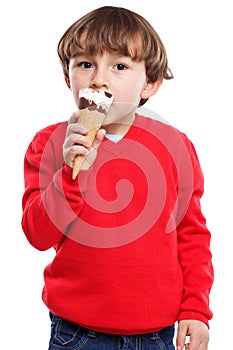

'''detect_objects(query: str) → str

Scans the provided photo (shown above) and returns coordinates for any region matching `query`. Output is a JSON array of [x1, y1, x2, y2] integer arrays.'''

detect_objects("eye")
[[114, 63, 128, 71], [78, 61, 93, 69]]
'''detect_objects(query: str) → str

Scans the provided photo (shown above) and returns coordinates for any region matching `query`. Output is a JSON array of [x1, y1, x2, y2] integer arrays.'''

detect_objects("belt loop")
[[87, 329, 97, 338], [150, 331, 158, 340]]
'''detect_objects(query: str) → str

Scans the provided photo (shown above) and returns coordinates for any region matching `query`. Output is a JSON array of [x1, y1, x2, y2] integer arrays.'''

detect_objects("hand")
[[63, 111, 106, 170], [176, 320, 209, 350]]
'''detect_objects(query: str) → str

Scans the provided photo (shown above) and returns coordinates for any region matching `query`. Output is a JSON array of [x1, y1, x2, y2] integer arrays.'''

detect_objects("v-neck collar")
[[101, 114, 143, 156]]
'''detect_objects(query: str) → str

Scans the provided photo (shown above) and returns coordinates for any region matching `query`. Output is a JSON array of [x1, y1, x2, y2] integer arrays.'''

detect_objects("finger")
[[96, 128, 106, 141], [188, 330, 207, 350], [188, 335, 208, 350], [81, 148, 97, 170], [64, 144, 90, 168], [66, 121, 89, 138], [176, 323, 188, 350], [80, 129, 106, 170], [63, 133, 92, 150], [69, 111, 80, 123], [91, 129, 106, 150], [189, 338, 202, 350], [199, 341, 208, 350]]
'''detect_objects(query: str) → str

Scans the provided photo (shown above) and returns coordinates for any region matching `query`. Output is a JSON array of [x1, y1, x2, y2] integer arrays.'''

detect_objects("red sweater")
[[22, 114, 213, 334]]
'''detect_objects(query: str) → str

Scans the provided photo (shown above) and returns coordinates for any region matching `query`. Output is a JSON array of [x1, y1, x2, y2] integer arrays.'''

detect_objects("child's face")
[[66, 48, 160, 124]]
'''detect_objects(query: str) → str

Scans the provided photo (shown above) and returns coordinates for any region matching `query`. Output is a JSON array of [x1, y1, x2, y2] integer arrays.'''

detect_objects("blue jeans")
[[48, 313, 175, 350]]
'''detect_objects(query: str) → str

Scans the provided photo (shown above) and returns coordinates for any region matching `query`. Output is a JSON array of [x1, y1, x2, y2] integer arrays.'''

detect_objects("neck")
[[104, 113, 135, 135]]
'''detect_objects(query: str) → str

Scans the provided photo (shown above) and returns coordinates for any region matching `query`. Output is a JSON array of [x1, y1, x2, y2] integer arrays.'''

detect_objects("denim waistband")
[[49, 311, 174, 339]]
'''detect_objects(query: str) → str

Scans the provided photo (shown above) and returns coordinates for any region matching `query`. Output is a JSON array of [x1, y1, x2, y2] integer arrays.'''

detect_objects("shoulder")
[[35, 121, 68, 140], [135, 113, 191, 144], [26, 121, 68, 157], [135, 113, 199, 163], [30, 121, 68, 146]]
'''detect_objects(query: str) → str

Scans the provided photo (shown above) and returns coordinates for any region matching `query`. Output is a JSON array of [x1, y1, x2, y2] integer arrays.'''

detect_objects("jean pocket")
[[50, 314, 90, 349], [157, 325, 175, 350]]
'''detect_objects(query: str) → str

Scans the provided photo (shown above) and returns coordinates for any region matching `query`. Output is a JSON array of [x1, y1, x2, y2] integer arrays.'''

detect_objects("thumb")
[[92, 128, 106, 150], [80, 129, 106, 170], [176, 321, 188, 350]]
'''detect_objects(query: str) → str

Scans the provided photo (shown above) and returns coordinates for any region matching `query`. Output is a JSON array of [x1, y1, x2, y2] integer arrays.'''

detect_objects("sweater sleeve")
[[21, 123, 90, 251], [176, 138, 214, 327]]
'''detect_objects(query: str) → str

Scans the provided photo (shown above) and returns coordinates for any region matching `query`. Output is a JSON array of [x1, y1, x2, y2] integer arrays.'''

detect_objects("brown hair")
[[57, 6, 173, 106]]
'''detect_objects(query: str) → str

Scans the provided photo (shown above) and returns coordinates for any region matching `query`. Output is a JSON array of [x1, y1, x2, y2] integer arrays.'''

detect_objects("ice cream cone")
[[72, 88, 113, 180], [72, 109, 105, 179]]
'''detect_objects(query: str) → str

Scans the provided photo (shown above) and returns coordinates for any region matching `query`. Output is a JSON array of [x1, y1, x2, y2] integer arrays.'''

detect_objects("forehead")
[[69, 30, 145, 61]]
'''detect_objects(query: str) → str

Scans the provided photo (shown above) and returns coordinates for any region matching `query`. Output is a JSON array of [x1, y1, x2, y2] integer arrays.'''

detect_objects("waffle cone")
[[72, 108, 105, 179]]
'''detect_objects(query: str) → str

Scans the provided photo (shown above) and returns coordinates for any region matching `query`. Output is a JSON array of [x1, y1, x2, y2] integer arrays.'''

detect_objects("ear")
[[64, 76, 71, 89], [140, 76, 163, 100]]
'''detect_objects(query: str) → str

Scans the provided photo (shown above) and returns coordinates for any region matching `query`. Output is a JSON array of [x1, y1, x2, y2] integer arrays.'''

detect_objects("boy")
[[22, 6, 213, 350]]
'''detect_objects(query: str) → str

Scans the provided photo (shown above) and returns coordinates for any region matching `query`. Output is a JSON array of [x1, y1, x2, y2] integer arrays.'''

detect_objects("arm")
[[22, 114, 105, 251], [21, 122, 84, 250], [176, 139, 214, 349]]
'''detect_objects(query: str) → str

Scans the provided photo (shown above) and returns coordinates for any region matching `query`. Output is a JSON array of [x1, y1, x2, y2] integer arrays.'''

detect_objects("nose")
[[90, 67, 109, 90]]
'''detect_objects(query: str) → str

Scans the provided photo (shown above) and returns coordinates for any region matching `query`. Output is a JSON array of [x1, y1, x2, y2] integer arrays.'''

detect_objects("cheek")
[[69, 78, 84, 107], [72, 92, 79, 107], [114, 76, 146, 104], [114, 86, 139, 104]]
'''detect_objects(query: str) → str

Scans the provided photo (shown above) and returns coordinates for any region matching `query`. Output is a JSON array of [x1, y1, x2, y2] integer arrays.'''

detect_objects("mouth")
[[78, 88, 114, 115]]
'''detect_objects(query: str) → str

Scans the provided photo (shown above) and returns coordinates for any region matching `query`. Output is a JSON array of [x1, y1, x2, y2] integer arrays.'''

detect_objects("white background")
[[1, 0, 232, 349]]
